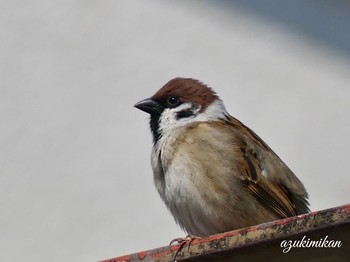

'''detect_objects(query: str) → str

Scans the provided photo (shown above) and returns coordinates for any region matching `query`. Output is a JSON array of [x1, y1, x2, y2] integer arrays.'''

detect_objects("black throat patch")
[[149, 114, 161, 144]]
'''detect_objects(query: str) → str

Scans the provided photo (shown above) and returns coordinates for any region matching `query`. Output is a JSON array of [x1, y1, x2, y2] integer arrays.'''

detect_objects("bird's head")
[[134, 78, 228, 143]]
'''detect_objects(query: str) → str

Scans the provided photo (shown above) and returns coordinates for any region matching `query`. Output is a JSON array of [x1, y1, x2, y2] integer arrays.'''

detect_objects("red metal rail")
[[101, 204, 350, 262]]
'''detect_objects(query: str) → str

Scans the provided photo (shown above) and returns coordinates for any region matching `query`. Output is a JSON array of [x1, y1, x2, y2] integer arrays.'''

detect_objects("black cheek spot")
[[176, 109, 195, 119]]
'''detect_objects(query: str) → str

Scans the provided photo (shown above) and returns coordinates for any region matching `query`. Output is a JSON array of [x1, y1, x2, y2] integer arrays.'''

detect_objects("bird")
[[134, 77, 309, 237]]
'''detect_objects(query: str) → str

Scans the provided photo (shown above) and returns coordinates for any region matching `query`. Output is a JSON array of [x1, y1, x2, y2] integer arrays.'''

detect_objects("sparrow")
[[134, 77, 310, 237]]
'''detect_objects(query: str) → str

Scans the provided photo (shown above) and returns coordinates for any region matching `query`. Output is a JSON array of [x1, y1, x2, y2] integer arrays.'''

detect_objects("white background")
[[1, 1, 349, 261]]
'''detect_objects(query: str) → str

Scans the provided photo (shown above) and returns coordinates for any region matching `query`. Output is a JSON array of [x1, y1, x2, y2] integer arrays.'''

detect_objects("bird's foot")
[[170, 234, 200, 246], [170, 235, 201, 261]]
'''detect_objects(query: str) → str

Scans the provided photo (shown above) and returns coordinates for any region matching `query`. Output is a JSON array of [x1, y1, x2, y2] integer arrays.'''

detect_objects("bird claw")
[[170, 235, 200, 262], [169, 234, 199, 246]]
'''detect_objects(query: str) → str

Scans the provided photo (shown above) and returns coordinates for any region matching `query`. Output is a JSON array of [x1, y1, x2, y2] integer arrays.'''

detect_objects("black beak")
[[134, 98, 163, 115]]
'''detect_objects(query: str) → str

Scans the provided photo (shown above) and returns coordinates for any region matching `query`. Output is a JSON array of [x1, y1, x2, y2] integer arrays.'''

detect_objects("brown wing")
[[224, 115, 307, 218], [239, 145, 296, 218]]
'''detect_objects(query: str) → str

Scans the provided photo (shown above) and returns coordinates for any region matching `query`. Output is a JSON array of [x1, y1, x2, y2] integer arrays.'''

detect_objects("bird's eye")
[[166, 96, 180, 107]]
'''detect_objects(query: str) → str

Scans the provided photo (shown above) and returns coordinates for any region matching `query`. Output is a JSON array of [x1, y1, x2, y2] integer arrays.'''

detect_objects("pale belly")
[[154, 159, 277, 236]]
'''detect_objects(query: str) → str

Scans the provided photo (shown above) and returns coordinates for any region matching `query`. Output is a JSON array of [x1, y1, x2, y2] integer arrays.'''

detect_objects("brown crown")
[[152, 78, 220, 111]]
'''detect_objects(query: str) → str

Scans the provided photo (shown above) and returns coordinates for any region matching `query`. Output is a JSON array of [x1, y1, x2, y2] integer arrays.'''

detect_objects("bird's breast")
[[150, 125, 246, 235]]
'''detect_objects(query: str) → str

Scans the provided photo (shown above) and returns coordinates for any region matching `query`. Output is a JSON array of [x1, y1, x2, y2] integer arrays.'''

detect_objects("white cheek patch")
[[158, 103, 197, 133], [157, 99, 228, 139], [159, 108, 178, 129]]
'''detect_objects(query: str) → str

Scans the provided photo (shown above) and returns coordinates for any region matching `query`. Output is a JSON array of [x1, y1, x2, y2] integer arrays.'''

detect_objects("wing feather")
[[224, 115, 309, 217]]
